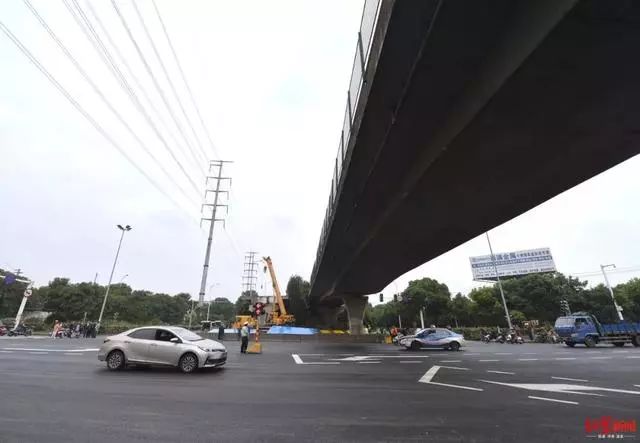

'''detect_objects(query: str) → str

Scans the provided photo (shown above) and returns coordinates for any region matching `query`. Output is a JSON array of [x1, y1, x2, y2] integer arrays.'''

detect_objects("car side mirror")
[[170, 337, 181, 344]]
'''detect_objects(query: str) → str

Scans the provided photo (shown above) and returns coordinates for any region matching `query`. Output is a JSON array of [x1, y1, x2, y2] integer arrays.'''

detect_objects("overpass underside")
[[311, 0, 640, 332]]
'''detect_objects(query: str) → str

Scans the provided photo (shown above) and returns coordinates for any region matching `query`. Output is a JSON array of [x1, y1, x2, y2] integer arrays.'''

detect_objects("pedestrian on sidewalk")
[[240, 322, 249, 353]]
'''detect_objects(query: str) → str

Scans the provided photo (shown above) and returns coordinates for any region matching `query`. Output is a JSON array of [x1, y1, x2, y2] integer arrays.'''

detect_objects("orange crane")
[[262, 256, 295, 326]]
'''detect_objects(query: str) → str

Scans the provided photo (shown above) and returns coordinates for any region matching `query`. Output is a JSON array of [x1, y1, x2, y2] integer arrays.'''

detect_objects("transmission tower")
[[198, 160, 232, 304], [242, 251, 258, 303]]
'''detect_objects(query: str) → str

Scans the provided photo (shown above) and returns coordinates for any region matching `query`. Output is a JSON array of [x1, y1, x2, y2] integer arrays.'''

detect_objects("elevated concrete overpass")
[[310, 0, 640, 332]]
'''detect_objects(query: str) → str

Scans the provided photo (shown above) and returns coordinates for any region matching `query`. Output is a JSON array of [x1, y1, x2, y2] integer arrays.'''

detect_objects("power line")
[[0, 20, 194, 220], [110, 0, 206, 174], [65, 0, 205, 195], [151, 0, 219, 160], [22, 0, 199, 210], [131, 0, 209, 166], [84, 0, 203, 180]]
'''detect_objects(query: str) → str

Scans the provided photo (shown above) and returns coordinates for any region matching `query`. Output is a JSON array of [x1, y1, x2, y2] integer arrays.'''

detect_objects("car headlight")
[[198, 346, 225, 352]]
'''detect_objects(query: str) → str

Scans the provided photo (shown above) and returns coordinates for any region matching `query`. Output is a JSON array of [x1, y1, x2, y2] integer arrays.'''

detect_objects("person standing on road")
[[52, 320, 60, 339], [218, 323, 225, 341], [240, 322, 249, 353]]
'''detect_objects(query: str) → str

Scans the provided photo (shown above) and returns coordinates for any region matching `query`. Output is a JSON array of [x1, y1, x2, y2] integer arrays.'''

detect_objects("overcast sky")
[[1, 0, 639, 306]]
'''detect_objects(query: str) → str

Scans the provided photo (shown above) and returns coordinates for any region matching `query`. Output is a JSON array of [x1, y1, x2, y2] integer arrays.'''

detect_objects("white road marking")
[[291, 354, 339, 365], [634, 385, 640, 388], [330, 355, 431, 361], [523, 352, 537, 355], [554, 357, 576, 360], [300, 362, 340, 365], [0, 350, 13, 353], [479, 359, 500, 362], [487, 370, 515, 375], [419, 365, 440, 383], [29, 352, 47, 355], [626, 356, 640, 359], [495, 353, 512, 355], [528, 396, 578, 405], [399, 361, 422, 364], [589, 356, 610, 360], [612, 350, 629, 353], [418, 365, 482, 391], [465, 353, 480, 356], [518, 358, 538, 361], [357, 361, 380, 364], [479, 380, 640, 396], [1, 347, 98, 352], [427, 381, 483, 391], [298, 354, 325, 356], [438, 365, 469, 371], [367, 355, 431, 358], [439, 360, 461, 363], [551, 376, 588, 382]]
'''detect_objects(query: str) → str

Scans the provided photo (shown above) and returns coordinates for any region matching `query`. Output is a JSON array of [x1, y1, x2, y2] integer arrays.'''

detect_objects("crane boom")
[[263, 256, 287, 315]]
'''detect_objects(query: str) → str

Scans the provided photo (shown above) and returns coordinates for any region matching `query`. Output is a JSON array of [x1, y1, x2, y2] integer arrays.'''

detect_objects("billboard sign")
[[470, 247, 556, 281]]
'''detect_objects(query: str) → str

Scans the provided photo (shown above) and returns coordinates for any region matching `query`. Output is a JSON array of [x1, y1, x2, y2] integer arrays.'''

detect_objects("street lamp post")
[[96, 224, 132, 333], [600, 264, 623, 321]]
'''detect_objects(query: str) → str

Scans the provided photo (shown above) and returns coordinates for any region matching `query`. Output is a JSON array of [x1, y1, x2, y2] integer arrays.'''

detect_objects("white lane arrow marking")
[[551, 376, 588, 382], [419, 366, 483, 391], [528, 396, 578, 405], [479, 380, 640, 396], [419, 365, 440, 383]]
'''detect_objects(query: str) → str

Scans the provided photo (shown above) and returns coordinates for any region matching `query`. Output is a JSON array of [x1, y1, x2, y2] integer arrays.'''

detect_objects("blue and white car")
[[398, 328, 465, 351]]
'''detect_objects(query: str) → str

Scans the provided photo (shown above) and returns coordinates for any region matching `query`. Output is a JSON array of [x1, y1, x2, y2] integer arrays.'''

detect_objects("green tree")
[[285, 275, 311, 325], [449, 293, 474, 327], [399, 278, 451, 327], [235, 294, 251, 315]]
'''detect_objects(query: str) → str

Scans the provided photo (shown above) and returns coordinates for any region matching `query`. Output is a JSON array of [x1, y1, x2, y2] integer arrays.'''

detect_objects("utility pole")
[[97, 224, 132, 333], [486, 232, 513, 330], [242, 251, 258, 303], [600, 264, 623, 321], [198, 160, 231, 304]]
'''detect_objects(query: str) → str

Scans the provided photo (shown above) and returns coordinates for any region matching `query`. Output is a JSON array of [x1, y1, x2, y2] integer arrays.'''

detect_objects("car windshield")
[[554, 317, 575, 327], [169, 327, 204, 341]]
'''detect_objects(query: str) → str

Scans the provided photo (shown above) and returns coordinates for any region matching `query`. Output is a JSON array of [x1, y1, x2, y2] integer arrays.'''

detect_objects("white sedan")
[[398, 328, 465, 351]]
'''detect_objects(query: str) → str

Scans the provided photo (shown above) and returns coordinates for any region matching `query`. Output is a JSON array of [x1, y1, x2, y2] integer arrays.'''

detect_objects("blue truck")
[[554, 312, 640, 348]]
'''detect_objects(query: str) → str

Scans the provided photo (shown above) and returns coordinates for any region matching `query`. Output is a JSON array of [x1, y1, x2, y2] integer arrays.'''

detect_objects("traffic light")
[[560, 299, 571, 315], [254, 302, 265, 316], [379, 293, 383, 303]]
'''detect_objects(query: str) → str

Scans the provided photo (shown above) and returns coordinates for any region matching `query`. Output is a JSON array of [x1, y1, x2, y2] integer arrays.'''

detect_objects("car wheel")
[[179, 353, 199, 373], [449, 341, 460, 352], [106, 350, 125, 371], [613, 342, 625, 347], [565, 341, 575, 348], [584, 336, 596, 348], [632, 336, 640, 347], [410, 340, 421, 351]]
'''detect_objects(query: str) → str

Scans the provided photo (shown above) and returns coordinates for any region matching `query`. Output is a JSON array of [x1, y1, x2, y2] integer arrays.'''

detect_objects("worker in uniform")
[[240, 322, 249, 353]]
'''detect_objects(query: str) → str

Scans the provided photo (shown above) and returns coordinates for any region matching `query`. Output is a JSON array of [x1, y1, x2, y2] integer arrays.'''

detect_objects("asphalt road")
[[0, 336, 638, 442]]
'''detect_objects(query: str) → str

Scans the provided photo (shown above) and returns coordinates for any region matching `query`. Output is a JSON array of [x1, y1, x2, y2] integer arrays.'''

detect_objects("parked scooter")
[[8, 324, 32, 337], [506, 332, 524, 344]]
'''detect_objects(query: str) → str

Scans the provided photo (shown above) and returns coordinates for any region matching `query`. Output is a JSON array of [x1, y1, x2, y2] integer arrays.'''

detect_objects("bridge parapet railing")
[[311, 0, 382, 283]]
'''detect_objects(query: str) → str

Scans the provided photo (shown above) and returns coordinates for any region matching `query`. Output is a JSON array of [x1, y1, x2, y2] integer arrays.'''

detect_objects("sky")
[[1, 0, 639, 307]]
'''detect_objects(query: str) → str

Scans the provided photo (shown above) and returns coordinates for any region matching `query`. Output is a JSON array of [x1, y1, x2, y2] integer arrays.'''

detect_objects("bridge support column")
[[345, 296, 368, 335]]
